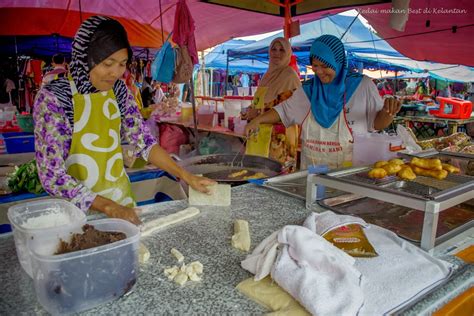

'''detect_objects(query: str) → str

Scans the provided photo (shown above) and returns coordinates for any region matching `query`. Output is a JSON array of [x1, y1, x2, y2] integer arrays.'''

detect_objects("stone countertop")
[[0, 184, 472, 315]]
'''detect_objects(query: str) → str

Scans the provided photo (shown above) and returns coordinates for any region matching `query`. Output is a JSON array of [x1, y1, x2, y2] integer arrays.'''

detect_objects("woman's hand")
[[102, 202, 142, 225], [241, 108, 260, 121], [382, 96, 402, 117], [183, 173, 216, 194], [244, 119, 260, 137]]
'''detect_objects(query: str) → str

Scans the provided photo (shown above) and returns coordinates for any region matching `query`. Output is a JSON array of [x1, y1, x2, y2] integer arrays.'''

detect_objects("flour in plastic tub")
[[22, 210, 72, 229]]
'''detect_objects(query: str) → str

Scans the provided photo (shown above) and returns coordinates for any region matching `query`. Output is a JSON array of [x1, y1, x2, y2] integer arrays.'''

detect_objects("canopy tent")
[[349, 53, 474, 82], [0, 35, 73, 57], [0, 35, 159, 59], [203, 39, 269, 73], [361, 0, 474, 67], [1, 0, 387, 50], [2, 0, 471, 67], [227, 13, 411, 72], [227, 12, 474, 82]]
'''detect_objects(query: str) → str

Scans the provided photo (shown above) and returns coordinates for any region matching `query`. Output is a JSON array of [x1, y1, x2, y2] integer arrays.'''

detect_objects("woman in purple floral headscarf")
[[33, 16, 214, 225]]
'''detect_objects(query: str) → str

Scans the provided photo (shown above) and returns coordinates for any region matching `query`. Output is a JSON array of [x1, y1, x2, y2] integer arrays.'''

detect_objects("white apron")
[[301, 107, 353, 170]]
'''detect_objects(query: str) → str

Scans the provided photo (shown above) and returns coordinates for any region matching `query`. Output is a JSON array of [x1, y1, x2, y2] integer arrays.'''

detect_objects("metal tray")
[[333, 168, 473, 201], [319, 195, 474, 244]]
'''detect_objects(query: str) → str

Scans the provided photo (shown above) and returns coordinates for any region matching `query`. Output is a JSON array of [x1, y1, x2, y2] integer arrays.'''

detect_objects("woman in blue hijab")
[[245, 35, 401, 169]]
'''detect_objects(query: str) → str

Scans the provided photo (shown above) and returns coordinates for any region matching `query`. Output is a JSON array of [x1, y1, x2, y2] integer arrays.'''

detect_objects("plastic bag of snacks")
[[323, 224, 378, 258]]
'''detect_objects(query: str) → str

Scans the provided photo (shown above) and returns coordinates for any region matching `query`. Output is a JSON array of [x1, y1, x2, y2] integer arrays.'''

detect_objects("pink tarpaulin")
[[361, 0, 474, 67], [0, 0, 348, 50], [1, 0, 472, 66]]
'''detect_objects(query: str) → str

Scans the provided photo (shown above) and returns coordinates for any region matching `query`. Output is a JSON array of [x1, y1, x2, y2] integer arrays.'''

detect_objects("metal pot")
[[174, 154, 284, 184]]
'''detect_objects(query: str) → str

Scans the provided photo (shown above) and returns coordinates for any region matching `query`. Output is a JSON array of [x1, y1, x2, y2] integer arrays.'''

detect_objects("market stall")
[[0, 184, 472, 314]]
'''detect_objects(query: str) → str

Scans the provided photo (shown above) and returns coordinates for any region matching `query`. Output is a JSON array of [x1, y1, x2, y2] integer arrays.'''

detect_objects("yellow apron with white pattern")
[[65, 78, 135, 207]]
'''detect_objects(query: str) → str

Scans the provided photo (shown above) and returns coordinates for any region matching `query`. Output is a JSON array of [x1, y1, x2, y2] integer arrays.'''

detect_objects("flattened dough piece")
[[189, 184, 231, 206], [141, 207, 200, 237], [231, 219, 251, 251], [171, 248, 184, 263]]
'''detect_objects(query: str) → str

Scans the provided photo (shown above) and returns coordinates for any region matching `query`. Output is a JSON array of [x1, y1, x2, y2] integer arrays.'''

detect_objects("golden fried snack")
[[441, 163, 460, 174], [397, 166, 416, 180], [382, 163, 402, 175], [368, 168, 387, 179], [243, 172, 267, 180], [411, 165, 448, 180], [388, 158, 404, 165], [374, 161, 389, 168], [229, 169, 249, 178], [411, 157, 442, 171], [399, 163, 411, 170]]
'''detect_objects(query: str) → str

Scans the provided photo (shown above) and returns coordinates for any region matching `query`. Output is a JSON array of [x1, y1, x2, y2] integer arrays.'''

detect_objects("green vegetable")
[[7, 160, 45, 194]]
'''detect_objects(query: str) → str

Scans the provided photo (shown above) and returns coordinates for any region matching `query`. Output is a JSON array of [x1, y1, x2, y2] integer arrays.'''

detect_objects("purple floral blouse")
[[33, 89, 157, 212]]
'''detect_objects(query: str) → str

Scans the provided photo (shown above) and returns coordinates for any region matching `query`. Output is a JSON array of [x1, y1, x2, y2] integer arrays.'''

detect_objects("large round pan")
[[175, 154, 284, 184]]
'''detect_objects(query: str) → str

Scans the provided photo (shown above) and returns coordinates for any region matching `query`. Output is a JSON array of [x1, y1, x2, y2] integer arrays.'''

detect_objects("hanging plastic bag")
[[173, 45, 193, 83], [151, 33, 175, 83]]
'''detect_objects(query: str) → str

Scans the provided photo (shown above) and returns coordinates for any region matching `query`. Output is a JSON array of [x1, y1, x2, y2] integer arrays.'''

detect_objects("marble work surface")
[[0, 184, 472, 314]]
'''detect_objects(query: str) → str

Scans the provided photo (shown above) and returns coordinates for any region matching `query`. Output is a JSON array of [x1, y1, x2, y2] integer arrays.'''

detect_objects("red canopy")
[[361, 0, 474, 67]]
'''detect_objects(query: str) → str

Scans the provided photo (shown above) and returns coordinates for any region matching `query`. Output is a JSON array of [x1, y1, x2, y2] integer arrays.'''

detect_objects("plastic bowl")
[[28, 218, 140, 314], [7, 199, 86, 277]]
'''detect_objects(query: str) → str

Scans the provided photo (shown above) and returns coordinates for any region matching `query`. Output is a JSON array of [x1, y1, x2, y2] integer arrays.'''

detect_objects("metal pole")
[[225, 53, 229, 94], [14, 36, 23, 111], [189, 76, 199, 151]]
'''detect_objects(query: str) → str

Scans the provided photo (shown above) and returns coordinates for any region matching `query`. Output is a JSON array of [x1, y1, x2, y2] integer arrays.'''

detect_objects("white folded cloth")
[[303, 211, 453, 315], [241, 230, 279, 281], [241, 225, 364, 316], [303, 211, 368, 236]]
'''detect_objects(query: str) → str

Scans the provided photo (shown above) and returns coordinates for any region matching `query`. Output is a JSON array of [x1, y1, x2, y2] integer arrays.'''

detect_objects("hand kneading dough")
[[141, 207, 200, 237], [189, 184, 231, 206], [231, 219, 251, 251], [138, 243, 150, 264]]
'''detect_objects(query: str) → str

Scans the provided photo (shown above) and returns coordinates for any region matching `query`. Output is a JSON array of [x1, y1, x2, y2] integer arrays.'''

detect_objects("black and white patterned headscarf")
[[44, 16, 130, 126]]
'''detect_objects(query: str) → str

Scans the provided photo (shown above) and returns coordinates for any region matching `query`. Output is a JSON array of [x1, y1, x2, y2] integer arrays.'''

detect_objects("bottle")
[[211, 112, 218, 127], [228, 117, 235, 131]]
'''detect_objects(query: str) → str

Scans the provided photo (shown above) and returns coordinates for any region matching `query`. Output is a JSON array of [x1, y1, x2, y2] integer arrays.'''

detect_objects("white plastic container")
[[352, 132, 402, 166], [7, 199, 86, 277], [223, 98, 242, 128], [28, 218, 140, 315]]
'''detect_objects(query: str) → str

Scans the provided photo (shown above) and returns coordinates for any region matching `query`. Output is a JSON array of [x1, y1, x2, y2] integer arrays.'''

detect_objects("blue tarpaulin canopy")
[[204, 39, 270, 73], [226, 13, 474, 82]]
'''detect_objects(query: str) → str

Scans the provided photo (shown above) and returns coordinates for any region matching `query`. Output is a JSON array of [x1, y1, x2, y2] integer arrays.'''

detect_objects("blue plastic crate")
[[2, 132, 35, 153]]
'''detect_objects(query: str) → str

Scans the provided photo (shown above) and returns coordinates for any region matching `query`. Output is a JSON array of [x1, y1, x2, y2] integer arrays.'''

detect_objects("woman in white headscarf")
[[33, 16, 215, 225], [243, 37, 301, 164]]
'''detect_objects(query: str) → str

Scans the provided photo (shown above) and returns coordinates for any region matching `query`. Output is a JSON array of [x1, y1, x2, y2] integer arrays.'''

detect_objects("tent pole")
[[225, 53, 229, 95], [395, 71, 398, 94], [189, 76, 199, 152], [14, 36, 23, 112]]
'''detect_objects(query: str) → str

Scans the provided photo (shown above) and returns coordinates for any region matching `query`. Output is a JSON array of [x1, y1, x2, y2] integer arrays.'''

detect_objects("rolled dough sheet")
[[236, 276, 309, 316], [141, 207, 200, 237], [189, 184, 231, 206]]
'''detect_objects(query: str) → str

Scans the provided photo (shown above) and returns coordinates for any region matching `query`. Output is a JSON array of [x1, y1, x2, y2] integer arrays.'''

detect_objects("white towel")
[[241, 230, 279, 281], [242, 225, 364, 316], [303, 211, 453, 315], [303, 211, 368, 236]]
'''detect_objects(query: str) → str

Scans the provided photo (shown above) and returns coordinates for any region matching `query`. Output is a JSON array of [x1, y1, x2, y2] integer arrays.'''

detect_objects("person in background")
[[245, 35, 401, 170], [153, 81, 165, 104], [42, 54, 68, 86], [241, 37, 301, 164], [380, 81, 394, 97], [0, 71, 16, 108], [33, 16, 215, 225], [125, 72, 144, 110], [140, 76, 154, 107]]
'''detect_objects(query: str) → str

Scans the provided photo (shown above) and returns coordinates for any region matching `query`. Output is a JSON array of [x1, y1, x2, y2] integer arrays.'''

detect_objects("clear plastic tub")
[[7, 199, 86, 277], [28, 218, 140, 315]]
